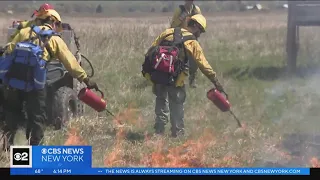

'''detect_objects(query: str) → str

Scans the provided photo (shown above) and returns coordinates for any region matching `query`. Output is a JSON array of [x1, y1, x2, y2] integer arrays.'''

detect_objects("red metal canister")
[[207, 88, 231, 112], [78, 88, 107, 112]]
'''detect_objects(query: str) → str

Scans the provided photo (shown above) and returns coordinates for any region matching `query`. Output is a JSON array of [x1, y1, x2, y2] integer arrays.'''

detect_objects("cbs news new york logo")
[[10, 146, 32, 168]]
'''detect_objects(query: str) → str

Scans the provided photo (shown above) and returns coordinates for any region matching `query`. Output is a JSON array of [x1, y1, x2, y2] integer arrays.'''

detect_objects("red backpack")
[[152, 43, 179, 74], [142, 27, 196, 85]]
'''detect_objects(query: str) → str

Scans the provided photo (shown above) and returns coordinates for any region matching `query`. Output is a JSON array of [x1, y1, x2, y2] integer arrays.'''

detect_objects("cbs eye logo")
[[10, 146, 32, 168]]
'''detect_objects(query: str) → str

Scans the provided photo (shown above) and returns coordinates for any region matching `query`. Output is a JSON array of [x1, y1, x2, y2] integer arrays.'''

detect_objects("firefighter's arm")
[[7, 27, 23, 43], [5, 28, 25, 54], [8, 30, 19, 42], [50, 37, 88, 82], [186, 40, 226, 92], [19, 21, 33, 30], [170, 8, 182, 28], [7, 21, 32, 42], [185, 41, 217, 82], [15, 20, 32, 28]]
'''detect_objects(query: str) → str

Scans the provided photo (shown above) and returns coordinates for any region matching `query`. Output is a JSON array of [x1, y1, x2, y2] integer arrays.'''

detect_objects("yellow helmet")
[[190, 14, 206, 32], [37, 9, 62, 23]]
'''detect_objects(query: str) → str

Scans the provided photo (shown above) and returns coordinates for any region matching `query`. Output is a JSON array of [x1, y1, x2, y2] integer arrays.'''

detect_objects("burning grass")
[[63, 107, 246, 167], [64, 128, 87, 146], [310, 157, 320, 168], [61, 106, 320, 168], [65, 124, 242, 167], [62, 107, 296, 167], [140, 130, 216, 167]]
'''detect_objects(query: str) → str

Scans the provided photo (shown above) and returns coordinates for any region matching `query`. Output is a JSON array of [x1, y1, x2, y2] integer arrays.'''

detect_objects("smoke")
[[271, 73, 320, 128], [255, 26, 320, 165], [258, 68, 320, 167]]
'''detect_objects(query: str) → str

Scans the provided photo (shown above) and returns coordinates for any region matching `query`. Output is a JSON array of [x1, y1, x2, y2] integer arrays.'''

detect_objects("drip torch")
[[207, 88, 242, 128], [78, 88, 115, 117]]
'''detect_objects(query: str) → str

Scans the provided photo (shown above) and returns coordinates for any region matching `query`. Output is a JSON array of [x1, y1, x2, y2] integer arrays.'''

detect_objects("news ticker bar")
[[5, 145, 318, 176], [8, 168, 311, 175]]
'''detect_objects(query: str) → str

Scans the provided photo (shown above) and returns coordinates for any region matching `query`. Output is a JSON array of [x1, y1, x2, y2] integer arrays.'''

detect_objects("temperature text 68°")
[[34, 169, 43, 174]]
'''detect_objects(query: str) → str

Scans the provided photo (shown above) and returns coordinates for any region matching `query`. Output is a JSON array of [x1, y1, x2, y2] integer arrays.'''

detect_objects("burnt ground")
[[256, 133, 320, 167]]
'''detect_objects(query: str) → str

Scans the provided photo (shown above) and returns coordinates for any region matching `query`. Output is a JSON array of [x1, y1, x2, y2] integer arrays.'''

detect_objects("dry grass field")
[[1, 11, 320, 168]]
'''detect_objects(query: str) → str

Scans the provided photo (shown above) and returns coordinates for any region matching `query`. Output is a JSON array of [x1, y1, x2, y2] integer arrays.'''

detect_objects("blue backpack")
[[0, 25, 58, 92]]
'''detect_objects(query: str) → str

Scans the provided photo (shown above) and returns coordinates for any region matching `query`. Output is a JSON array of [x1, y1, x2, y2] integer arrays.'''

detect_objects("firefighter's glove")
[[212, 77, 228, 99], [83, 77, 99, 91]]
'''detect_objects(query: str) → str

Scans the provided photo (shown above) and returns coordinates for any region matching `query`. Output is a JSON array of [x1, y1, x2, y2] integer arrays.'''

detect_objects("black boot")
[[171, 129, 185, 138], [154, 123, 165, 135]]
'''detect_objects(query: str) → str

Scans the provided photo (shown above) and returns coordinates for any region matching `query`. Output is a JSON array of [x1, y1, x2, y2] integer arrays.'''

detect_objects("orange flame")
[[64, 128, 86, 145], [310, 157, 320, 168], [141, 130, 215, 167], [104, 107, 136, 166], [63, 107, 256, 167]]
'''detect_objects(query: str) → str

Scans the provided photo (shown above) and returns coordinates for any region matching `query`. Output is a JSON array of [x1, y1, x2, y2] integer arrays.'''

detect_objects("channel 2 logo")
[[10, 146, 32, 168]]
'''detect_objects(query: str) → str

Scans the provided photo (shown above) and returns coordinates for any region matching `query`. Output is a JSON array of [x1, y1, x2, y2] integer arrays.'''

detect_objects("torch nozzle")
[[106, 109, 115, 117], [229, 110, 242, 128]]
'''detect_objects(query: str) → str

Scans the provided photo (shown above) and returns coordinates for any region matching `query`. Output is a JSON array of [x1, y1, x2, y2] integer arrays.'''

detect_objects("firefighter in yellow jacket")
[[2, 9, 98, 150], [1, 4, 54, 125], [170, 0, 202, 88], [7, 3, 54, 42], [145, 14, 226, 137]]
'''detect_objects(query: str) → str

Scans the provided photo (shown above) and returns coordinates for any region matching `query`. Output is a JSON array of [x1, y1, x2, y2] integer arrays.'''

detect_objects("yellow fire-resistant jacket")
[[6, 24, 88, 82], [146, 28, 216, 87], [170, 4, 201, 29], [8, 20, 35, 42]]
